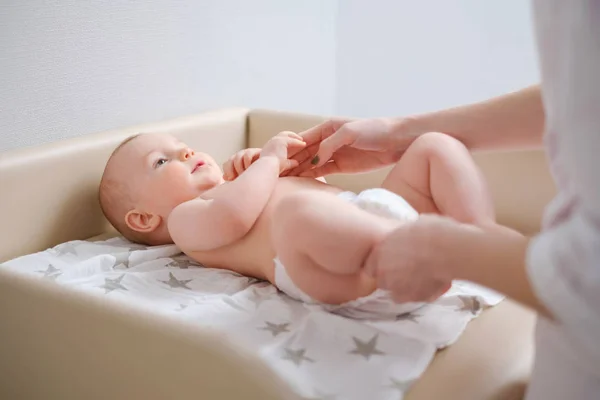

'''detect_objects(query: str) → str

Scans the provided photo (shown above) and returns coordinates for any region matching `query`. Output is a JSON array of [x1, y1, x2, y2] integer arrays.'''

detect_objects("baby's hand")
[[261, 131, 306, 174], [223, 148, 261, 181]]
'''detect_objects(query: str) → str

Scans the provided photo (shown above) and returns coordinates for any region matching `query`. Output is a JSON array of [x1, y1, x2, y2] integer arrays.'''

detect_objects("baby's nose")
[[180, 148, 195, 160]]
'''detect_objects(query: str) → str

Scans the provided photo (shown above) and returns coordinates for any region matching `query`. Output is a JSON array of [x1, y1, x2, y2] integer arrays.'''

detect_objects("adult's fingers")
[[423, 280, 453, 302], [298, 119, 347, 147], [283, 143, 320, 176], [390, 279, 448, 304], [312, 127, 355, 167]]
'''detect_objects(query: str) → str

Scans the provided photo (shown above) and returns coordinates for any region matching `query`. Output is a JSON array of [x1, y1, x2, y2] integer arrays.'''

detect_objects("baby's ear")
[[125, 209, 162, 233]]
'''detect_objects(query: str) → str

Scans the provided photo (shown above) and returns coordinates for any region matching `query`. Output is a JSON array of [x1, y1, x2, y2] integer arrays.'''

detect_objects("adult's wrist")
[[389, 115, 424, 148]]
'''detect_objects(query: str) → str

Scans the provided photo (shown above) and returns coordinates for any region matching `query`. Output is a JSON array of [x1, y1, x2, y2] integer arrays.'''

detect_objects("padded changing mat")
[[1, 237, 503, 400]]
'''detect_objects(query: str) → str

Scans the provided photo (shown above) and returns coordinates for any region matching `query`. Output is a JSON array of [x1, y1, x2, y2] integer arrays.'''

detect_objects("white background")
[[0, 0, 538, 151]]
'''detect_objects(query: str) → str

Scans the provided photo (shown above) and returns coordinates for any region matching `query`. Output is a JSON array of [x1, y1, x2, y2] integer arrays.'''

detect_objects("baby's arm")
[[168, 132, 305, 251], [168, 156, 281, 251]]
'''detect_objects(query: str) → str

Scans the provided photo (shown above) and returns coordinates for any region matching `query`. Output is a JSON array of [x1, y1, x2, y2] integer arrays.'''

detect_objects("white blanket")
[[2, 237, 503, 400]]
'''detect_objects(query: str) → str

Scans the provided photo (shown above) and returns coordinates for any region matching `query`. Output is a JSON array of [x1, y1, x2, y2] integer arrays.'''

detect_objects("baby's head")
[[99, 133, 224, 245]]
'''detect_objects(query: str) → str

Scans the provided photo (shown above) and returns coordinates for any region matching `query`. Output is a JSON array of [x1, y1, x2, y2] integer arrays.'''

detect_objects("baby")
[[98, 130, 494, 318]]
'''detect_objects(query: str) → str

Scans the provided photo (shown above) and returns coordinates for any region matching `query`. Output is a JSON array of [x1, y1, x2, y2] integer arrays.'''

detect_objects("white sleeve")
[[527, 0, 600, 364]]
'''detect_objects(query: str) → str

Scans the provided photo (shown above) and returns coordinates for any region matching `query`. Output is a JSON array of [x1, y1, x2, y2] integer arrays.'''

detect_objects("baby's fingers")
[[233, 154, 246, 176], [243, 151, 255, 169], [279, 130, 304, 141], [222, 159, 236, 181]]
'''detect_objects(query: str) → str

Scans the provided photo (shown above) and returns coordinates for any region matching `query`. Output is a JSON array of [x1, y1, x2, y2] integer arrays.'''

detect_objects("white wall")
[[334, 0, 539, 117], [1, 1, 540, 151], [0, 0, 337, 151]]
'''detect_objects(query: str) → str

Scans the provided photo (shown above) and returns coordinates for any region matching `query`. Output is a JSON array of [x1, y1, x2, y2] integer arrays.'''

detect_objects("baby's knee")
[[410, 132, 469, 159]]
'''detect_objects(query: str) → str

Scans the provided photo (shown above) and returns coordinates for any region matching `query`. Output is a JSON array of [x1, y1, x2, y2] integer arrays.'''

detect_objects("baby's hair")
[[113, 133, 141, 154], [98, 134, 151, 245]]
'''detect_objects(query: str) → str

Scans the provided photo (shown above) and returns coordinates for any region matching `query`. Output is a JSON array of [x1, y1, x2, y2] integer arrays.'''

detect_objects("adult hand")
[[364, 214, 481, 303], [284, 117, 420, 177]]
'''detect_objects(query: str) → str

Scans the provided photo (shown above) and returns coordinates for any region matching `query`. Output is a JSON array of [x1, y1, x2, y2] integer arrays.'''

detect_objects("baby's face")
[[118, 134, 224, 218]]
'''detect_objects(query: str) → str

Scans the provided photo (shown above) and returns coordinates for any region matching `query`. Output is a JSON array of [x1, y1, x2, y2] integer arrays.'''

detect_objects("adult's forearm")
[[451, 224, 552, 318], [405, 85, 545, 151]]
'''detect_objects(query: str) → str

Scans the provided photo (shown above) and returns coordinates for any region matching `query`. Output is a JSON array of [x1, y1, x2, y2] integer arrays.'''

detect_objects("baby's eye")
[[155, 158, 168, 168]]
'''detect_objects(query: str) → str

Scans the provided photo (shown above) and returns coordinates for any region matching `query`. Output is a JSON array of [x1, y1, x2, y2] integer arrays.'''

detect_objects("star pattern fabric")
[[36, 264, 62, 280], [98, 274, 128, 294], [396, 312, 419, 322], [248, 287, 269, 308], [349, 334, 385, 360], [113, 252, 130, 269], [159, 272, 192, 289], [283, 348, 315, 366], [1, 236, 504, 400], [457, 295, 482, 315], [167, 255, 201, 269], [259, 321, 290, 337], [52, 242, 78, 257]]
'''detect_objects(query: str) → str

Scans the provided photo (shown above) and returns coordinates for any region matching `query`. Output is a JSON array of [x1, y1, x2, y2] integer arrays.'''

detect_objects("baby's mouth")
[[191, 161, 205, 173]]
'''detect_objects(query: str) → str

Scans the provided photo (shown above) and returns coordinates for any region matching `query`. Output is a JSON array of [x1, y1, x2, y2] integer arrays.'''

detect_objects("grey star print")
[[457, 295, 482, 315], [36, 264, 62, 280], [98, 274, 128, 294], [159, 272, 192, 289], [167, 256, 200, 269], [396, 312, 419, 322], [282, 348, 314, 366], [259, 321, 290, 337], [349, 334, 385, 360]]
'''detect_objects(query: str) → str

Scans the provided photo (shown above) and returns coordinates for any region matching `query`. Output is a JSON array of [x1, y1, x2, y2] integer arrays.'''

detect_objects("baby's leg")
[[271, 191, 396, 305], [382, 132, 494, 224]]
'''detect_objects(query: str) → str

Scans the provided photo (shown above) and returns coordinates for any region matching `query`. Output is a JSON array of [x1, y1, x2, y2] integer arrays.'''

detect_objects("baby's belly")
[[187, 177, 345, 282]]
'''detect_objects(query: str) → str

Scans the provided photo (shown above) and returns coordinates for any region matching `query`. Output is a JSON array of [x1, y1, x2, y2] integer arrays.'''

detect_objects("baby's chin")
[[199, 176, 225, 190]]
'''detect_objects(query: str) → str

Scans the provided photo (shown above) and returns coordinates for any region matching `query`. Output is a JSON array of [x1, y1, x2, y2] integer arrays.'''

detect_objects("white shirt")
[[527, 0, 600, 377]]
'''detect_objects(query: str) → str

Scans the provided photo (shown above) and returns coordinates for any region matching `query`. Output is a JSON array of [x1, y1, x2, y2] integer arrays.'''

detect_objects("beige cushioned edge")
[[249, 108, 549, 400], [0, 107, 249, 263]]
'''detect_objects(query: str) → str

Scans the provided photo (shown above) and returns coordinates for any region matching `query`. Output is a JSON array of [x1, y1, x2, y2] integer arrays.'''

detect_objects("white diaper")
[[274, 188, 424, 319]]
